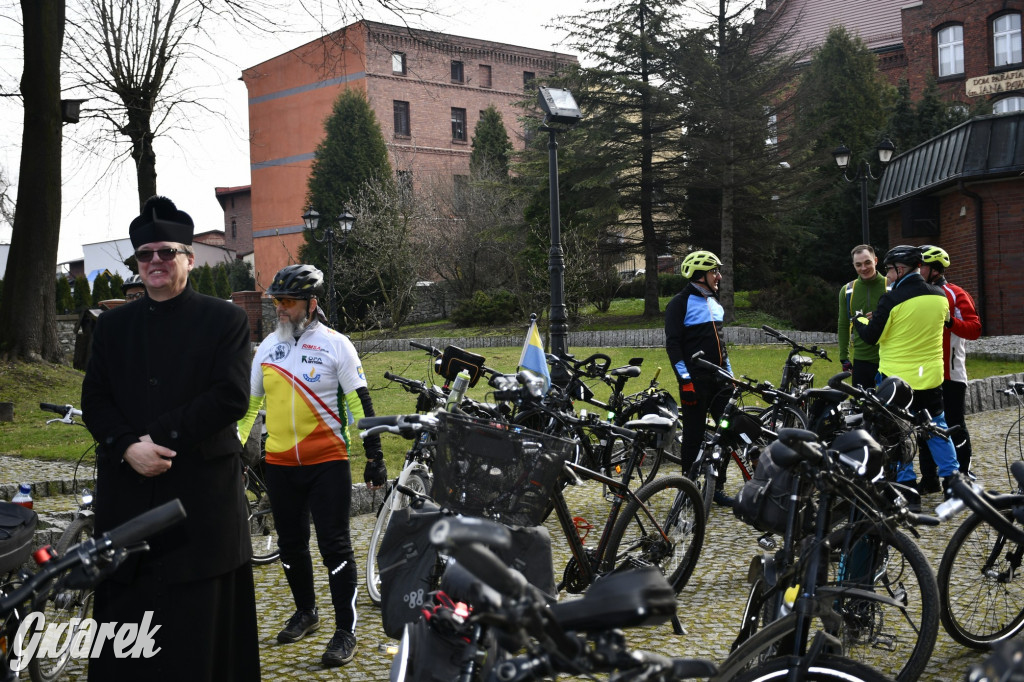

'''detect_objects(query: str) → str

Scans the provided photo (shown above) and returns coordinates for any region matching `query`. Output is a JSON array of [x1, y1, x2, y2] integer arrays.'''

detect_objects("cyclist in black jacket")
[[665, 251, 733, 503]]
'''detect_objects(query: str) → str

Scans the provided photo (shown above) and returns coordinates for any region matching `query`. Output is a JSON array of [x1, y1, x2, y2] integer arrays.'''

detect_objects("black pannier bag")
[[733, 441, 809, 534], [491, 524, 555, 597], [0, 501, 37, 574], [378, 500, 445, 640]]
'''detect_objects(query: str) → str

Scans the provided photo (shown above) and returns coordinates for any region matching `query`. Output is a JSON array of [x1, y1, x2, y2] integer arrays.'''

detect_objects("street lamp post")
[[302, 208, 354, 329], [833, 138, 896, 244], [537, 86, 582, 378]]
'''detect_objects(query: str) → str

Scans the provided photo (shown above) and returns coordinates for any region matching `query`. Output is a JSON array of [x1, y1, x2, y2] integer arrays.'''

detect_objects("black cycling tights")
[[265, 459, 358, 633]]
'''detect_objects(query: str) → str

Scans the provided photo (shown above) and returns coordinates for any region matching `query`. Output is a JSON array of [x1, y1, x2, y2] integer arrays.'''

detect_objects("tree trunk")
[[132, 126, 158, 206], [0, 0, 66, 363]]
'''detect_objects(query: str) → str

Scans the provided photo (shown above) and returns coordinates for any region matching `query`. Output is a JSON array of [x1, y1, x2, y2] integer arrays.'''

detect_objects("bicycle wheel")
[[246, 468, 279, 566], [28, 515, 95, 682], [605, 474, 705, 592], [366, 470, 430, 605], [747, 404, 808, 439], [822, 525, 938, 682], [728, 655, 894, 682], [937, 500, 1024, 649]]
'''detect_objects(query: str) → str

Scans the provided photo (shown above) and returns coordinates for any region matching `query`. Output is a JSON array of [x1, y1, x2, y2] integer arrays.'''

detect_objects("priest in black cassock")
[[82, 195, 260, 680]]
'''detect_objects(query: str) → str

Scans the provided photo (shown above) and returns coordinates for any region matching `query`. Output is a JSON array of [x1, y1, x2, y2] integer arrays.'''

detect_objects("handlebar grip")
[[909, 513, 941, 527], [103, 499, 186, 550], [357, 415, 403, 429], [429, 518, 522, 597], [408, 340, 440, 356], [826, 372, 859, 397], [1011, 460, 1024, 490], [761, 325, 781, 338], [40, 402, 73, 415]]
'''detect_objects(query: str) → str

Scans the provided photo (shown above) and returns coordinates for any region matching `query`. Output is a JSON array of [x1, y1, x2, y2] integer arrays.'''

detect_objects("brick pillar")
[[231, 290, 265, 343]]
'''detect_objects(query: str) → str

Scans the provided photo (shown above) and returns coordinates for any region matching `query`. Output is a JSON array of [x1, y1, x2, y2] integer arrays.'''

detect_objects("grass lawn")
[[3, 340, 1017, 474]]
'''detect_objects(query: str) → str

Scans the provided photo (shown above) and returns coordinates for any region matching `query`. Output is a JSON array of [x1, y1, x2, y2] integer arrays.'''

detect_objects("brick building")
[[214, 185, 254, 258], [239, 20, 576, 288], [757, 0, 1024, 334]]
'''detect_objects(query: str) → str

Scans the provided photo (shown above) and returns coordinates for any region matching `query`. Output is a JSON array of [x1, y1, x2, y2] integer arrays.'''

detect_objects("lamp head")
[[832, 144, 852, 170], [877, 138, 896, 164], [302, 208, 320, 231], [537, 87, 582, 125]]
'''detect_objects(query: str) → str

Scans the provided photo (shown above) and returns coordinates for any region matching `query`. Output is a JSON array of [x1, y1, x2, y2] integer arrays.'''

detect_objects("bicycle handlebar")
[[0, 499, 186, 617], [408, 340, 441, 356], [825, 372, 953, 439], [1004, 382, 1024, 396], [762, 325, 832, 361], [942, 473, 1024, 544]]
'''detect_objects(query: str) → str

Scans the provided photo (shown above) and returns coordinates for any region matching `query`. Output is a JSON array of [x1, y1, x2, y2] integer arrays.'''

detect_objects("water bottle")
[[11, 483, 33, 509], [446, 370, 471, 410]]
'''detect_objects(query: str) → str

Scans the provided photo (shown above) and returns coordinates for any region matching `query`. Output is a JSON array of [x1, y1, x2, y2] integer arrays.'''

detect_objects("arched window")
[[994, 13, 1023, 67], [993, 96, 1024, 113], [937, 24, 965, 77]]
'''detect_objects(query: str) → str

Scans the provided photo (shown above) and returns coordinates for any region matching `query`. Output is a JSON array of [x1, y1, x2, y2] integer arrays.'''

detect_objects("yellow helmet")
[[920, 245, 950, 269], [680, 250, 722, 279]]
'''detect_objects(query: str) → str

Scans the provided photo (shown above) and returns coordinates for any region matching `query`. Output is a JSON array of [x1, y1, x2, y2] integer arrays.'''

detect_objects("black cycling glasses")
[[135, 248, 187, 263]]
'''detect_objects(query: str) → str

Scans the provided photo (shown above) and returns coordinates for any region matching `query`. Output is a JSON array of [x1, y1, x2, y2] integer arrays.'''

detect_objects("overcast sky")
[[0, 0, 589, 263]]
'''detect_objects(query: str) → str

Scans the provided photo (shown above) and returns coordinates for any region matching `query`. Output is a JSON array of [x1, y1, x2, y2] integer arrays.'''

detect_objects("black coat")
[[81, 284, 252, 584]]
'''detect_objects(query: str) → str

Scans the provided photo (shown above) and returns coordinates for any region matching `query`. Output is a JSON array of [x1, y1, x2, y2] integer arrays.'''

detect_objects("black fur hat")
[[129, 195, 194, 249]]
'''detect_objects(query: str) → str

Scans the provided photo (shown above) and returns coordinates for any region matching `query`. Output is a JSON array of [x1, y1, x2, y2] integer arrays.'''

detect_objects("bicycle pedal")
[[757, 533, 777, 551]]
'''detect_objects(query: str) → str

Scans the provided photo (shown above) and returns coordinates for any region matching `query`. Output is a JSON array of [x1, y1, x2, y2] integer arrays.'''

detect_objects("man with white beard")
[[238, 264, 386, 668]]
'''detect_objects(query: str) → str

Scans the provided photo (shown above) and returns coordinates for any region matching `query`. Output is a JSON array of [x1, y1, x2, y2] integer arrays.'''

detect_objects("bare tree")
[[0, 0, 65, 362]]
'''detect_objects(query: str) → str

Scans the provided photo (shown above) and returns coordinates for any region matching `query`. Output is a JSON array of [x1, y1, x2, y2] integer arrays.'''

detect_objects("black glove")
[[364, 454, 387, 488]]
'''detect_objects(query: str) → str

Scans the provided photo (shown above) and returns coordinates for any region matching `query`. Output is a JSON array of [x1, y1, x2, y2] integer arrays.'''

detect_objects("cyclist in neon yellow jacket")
[[238, 264, 385, 668], [853, 245, 959, 496]]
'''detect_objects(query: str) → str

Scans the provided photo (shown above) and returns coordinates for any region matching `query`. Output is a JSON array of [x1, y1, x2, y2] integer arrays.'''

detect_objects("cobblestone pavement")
[[7, 405, 1024, 680]]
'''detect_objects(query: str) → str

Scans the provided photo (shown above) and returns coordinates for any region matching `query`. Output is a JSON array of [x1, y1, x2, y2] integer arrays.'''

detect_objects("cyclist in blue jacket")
[[665, 250, 733, 505]]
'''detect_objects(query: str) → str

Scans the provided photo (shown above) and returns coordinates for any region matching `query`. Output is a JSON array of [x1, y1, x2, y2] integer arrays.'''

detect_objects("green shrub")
[[450, 290, 518, 326], [752, 275, 837, 332]]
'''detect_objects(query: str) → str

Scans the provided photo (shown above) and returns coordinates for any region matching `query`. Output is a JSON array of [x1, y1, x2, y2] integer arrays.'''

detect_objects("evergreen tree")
[[470, 106, 512, 177], [194, 264, 216, 295], [214, 265, 232, 299], [225, 259, 255, 292], [72, 275, 92, 311], [55, 276, 73, 314], [673, 1, 812, 319], [540, 0, 689, 319], [301, 88, 393, 328], [110, 273, 125, 298], [791, 26, 896, 278], [91, 273, 113, 303]]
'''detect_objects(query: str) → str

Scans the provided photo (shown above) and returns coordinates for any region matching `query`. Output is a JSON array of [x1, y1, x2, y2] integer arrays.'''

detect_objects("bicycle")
[[0, 499, 185, 681], [686, 352, 808, 521], [29, 402, 97, 682], [243, 420, 279, 566], [366, 341, 504, 604], [725, 427, 941, 682], [389, 512, 718, 682], [935, 382, 1024, 649], [362, 377, 706, 601]]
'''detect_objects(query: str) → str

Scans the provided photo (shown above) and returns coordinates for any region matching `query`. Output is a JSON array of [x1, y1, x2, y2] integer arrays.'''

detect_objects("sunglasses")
[[135, 247, 187, 263], [125, 291, 145, 301], [272, 297, 304, 309]]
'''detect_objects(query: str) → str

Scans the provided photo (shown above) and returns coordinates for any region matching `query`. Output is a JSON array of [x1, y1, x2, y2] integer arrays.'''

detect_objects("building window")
[[479, 64, 492, 88], [453, 174, 469, 214], [523, 71, 535, 89], [451, 60, 464, 83], [937, 25, 964, 77], [766, 111, 778, 147], [451, 107, 467, 141], [393, 100, 410, 137], [231, 219, 237, 239], [994, 13, 1023, 67], [993, 96, 1024, 113], [397, 170, 413, 205], [392, 52, 406, 75]]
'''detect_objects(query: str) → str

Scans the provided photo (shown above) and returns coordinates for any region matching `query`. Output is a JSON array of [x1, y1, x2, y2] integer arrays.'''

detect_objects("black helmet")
[[882, 245, 923, 269], [266, 264, 323, 299], [875, 376, 913, 411], [121, 273, 144, 295]]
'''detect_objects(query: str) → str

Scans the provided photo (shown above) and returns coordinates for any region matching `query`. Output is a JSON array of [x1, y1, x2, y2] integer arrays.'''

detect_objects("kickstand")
[[671, 612, 686, 635]]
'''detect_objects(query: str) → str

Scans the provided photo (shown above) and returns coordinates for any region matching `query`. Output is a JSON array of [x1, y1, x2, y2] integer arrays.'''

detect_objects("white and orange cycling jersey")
[[238, 320, 368, 466]]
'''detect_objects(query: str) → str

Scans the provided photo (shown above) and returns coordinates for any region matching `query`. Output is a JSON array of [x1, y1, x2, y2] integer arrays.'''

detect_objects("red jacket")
[[938, 278, 982, 383]]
